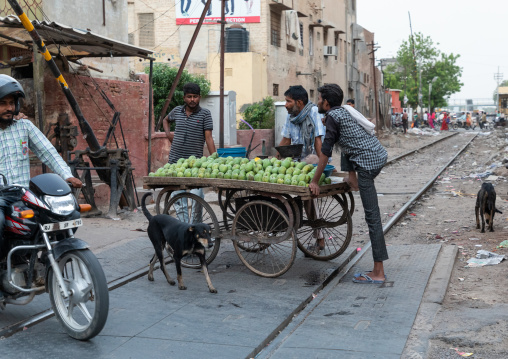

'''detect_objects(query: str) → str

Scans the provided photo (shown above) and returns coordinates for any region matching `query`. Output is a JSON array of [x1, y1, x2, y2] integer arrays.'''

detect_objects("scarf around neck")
[[289, 102, 315, 156]]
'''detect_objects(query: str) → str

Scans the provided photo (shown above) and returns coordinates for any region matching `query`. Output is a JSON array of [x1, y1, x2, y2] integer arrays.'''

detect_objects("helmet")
[[0, 74, 25, 115]]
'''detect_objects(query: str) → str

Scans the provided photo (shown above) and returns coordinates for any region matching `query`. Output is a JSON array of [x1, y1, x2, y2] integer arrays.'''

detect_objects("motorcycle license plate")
[[41, 218, 83, 232]]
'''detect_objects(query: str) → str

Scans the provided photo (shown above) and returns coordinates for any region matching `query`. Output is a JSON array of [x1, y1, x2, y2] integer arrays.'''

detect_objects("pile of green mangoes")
[[149, 152, 332, 186]]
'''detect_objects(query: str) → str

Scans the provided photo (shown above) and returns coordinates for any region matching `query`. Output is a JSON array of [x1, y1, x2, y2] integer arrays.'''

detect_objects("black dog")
[[141, 193, 217, 293], [475, 183, 502, 233]]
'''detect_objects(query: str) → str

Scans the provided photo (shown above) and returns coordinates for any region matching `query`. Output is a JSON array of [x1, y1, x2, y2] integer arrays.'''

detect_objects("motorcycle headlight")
[[44, 194, 77, 215]]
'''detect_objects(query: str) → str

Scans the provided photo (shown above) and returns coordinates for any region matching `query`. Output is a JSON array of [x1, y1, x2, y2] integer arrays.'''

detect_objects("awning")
[[0, 15, 153, 61]]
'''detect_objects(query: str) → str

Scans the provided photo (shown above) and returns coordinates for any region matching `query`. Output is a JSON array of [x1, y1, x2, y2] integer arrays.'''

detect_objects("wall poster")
[[176, 0, 260, 25]]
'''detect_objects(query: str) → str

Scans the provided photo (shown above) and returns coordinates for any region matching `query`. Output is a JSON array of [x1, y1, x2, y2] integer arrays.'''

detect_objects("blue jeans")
[[170, 188, 204, 224]]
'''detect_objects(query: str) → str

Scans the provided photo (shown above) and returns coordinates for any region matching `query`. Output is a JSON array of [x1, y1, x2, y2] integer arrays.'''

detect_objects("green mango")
[[291, 179, 298, 186], [324, 177, 332, 185], [278, 167, 286, 175], [217, 172, 224, 179], [284, 178, 292, 185], [293, 168, 301, 176], [262, 175, 270, 182], [286, 167, 294, 175], [254, 173, 262, 181], [277, 178, 285, 184], [271, 167, 279, 174], [298, 181, 307, 186], [262, 159, 271, 169]]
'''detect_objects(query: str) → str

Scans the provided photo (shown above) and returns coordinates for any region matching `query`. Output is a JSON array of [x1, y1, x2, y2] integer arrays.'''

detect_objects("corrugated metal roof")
[[0, 15, 153, 60], [498, 87, 508, 95]]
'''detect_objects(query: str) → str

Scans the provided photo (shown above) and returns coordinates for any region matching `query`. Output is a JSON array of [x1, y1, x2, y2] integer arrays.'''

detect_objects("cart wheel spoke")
[[233, 200, 296, 277], [297, 195, 352, 260]]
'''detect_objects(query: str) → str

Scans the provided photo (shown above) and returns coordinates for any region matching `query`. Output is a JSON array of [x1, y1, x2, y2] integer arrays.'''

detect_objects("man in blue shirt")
[[278, 86, 325, 160]]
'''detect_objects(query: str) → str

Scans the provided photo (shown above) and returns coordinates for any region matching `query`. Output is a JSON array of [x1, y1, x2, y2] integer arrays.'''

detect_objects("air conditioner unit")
[[323, 46, 337, 56]]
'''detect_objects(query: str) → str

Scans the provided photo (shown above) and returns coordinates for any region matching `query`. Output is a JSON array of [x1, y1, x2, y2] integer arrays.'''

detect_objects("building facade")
[[129, 0, 369, 118]]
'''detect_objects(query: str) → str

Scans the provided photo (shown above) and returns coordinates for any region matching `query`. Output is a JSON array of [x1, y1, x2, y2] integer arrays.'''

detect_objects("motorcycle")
[[0, 173, 109, 340]]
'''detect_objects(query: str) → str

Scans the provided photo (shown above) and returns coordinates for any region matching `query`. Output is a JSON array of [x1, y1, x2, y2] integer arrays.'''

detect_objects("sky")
[[357, 0, 508, 102]]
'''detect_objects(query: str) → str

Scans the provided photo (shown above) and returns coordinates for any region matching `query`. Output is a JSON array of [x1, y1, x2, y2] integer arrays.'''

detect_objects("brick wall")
[[43, 72, 151, 185]]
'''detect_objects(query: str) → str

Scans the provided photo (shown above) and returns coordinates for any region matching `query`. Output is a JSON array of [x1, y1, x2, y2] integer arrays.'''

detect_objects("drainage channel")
[[249, 133, 477, 359], [0, 132, 469, 341]]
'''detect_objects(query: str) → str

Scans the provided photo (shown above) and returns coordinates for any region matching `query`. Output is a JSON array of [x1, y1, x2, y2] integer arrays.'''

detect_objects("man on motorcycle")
[[0, 75, 82, 298]]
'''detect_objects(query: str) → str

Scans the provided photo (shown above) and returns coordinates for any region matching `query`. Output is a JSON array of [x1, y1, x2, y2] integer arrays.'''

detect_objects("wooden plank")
[[143, 176, 349, 198]]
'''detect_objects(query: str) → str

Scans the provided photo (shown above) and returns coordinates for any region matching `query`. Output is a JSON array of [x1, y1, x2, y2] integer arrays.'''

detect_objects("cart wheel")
[[232, 200, 297, 277], [297, 195, 352, 261], [282, 194, 301, 229], [341, 191, 355, 217], [164, 192, 221, 268], [155, 187, 173, 215], [220, 189, 253, 230]]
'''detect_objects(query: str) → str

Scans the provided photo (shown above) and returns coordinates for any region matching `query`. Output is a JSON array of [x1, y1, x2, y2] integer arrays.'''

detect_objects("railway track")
[[0, 132, 478, 342]]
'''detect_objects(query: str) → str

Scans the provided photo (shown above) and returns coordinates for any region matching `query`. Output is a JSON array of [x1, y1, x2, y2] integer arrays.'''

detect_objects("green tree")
[[383, 32, 463, 110], [238, 97, 275, 130], [144, 63, 211, 130]]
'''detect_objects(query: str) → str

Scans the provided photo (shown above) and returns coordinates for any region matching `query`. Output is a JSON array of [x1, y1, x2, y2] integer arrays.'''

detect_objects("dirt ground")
[[81, 128, 508, 358], [379, 129, 508, 358]]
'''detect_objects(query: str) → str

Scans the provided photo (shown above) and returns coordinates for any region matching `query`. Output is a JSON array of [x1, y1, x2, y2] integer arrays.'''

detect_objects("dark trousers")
[[226, 0, 234, 13], [202, 0, 212, 14], [402, 119, 408, 133], [340, 154, 389, 262], [181, 0, 191, 13]]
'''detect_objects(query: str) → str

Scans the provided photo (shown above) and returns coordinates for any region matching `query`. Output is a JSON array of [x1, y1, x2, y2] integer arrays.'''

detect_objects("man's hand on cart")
[[309, 153, 328, 196]]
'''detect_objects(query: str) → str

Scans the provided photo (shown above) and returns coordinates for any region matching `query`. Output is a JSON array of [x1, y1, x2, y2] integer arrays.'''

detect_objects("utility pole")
[[367, 41, 380, 136], [219, 0, 226, 149], [494, 66, 503, 113]]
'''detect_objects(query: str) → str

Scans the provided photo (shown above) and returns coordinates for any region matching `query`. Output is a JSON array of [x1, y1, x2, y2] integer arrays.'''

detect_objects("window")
[[273, 84, 279, 96], [339, 39, 343, 62], [334, 33, 338, 60], [309, 28, 314, 56], [138, 13, 154, 47], [309, 89, 314, 100], [299, 22, 304, 47], [270, 11, 281, 47]]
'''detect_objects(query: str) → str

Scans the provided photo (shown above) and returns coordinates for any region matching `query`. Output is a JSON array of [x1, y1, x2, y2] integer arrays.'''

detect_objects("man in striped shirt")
[[162, 83, 216, 223], [310, 84, 388, 284], [0, 75, 82, 280]]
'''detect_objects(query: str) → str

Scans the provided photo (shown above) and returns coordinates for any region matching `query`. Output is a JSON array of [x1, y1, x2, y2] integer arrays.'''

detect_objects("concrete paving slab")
[[257, 244, 441, 359], [1, 235, 354, 358]]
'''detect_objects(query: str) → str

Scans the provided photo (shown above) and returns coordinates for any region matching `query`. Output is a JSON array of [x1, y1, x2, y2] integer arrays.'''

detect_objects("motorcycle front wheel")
[[49, 249, 109, 340]]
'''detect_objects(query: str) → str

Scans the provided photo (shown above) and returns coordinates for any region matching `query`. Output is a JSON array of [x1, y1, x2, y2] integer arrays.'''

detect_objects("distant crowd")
[[391, 109, 505, 133]]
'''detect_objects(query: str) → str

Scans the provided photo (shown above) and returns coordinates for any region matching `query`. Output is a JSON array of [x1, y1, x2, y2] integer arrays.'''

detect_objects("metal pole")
[[369, 41, 380, 135], [418, 68, 423, 122], [147, 59, 153, 174], [428, 82, 431, 114], [219, 0, 226, 149], [7, 0, 101, 152], [155, 0, 212, 131]]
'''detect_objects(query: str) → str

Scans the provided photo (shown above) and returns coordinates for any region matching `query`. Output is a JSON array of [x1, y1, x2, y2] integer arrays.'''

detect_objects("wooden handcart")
[[143, 177, 354, 278]]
